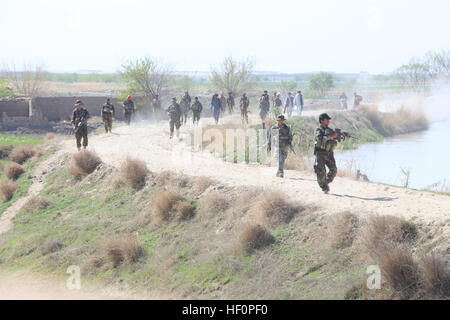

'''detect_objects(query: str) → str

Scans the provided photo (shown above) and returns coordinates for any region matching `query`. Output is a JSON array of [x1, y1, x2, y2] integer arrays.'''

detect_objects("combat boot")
[[322, 185, 330, 194]]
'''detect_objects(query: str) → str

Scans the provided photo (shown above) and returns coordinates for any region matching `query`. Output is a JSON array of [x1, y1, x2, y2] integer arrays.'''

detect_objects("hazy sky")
[[1, 0, 450, 73]]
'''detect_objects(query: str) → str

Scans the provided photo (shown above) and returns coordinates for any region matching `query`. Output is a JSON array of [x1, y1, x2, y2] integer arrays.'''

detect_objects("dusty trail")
[[60, 113, 450, 247]]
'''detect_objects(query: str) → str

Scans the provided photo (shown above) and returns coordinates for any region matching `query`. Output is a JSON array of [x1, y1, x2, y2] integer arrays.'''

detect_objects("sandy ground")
[[0, 109, 448, 299]]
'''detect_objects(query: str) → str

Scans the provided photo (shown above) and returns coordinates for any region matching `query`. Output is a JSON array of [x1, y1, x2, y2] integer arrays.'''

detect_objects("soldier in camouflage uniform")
[[314, 113, 343, 193], [268, 115, 293, 178], [180, 92, 192, 125], [166, 97, 182, 138], [259, 90, 270, 129], [191, 96, 203, 126], [101, 98, 115, 133], [123, 95, 135, 125], [226, 91, 235, 114], [239, 93, 250, 124], [71, 100, 91, 151]]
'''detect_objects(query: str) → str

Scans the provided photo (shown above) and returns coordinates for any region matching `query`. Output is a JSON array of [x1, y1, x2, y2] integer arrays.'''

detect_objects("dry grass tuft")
[[119, 157, 148, 189], [0, 145, 13, 159], [328, 212, 359, 248], [45, 133, 56, 141], [379, 245, 421, 299], [235, 224, 275, 254], [4, 163, 25, 180], [23, 196, 50, 212], [88, 235, 144, 270], [198, 191, 229, 217], [361, 215, 417, 259], [420, 253, 450, 298], [153, 190, 184, 225], [68, 150, 102, 177], [174, 201, 195, 221], [0, 179, 18, 202], [253, 192, 301, 227], [193, 176, 216, 194], [9, 145, 35, 164], [39, 240, 62, 254]]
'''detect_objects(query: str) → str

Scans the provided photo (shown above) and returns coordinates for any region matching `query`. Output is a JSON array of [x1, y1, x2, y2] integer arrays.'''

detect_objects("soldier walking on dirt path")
[[191, 97, 203, 126], [353, 92, 363, 109], [101, 98, 115, 133], [180, 91, 192, 125], [166, 97, 182, 139], [313, 113, 344, 193], [226, 91, 235, 114], [71, 100, 91, 151], [123, 95, 135, 125], [259, 90, 270, 129], [294, 90, 304, 116], [268, 115, 292, 178], [240, 93, 250, 125], [274, 93, 283, 110], [152, 94, 162, 120], [339, 92, 348, 110], [284, 92, 294, 117], [211, 94, 222, 125]]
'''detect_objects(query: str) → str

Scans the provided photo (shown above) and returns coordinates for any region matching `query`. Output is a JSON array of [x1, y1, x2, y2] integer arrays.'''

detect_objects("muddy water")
[[334, 120, 450, 190]]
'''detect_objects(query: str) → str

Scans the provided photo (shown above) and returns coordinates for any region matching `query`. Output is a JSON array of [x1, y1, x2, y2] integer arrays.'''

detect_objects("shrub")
[[68, 150, 102, 177], [0, 145, 13, 159], [153, 190, 183, 225], [420, 253, 450, 298], [45, 133, 56, 141], [23, 196, 50, 212], [254, 192, 300, 227], [362, 215, 417, 259], [0, 179, 18, 201], [198, 191, 229, 217], [90, 235, 144, 270], [174, 201, 195, 221], [9, 145, 35, 164], [328, 212, 359, 248], [4, 163, 25, 180], [235, 224, 275, 254], [39, 240, 62, 254], [379, 245, 421, 299], [119, 157, 148, 189]]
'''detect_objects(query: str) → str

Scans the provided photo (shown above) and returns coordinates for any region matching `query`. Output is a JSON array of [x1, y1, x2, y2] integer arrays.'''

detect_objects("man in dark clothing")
[[239, 93, 250, 124], [166, 97, 182, 138], [123, 95, 135, 125], [101, 98, 115, 133], [268, 115, 293, 178], [152, 94, 162, 120], [353, 92, 363, 108], [284, 92, 294, 117], [180, 91, 192, 124], [226, 91, 235, 114], [191, 96, 203, 126], [259, 91, 270, 129], [71, 100, 91, 151], [211, 94, 222, 124]]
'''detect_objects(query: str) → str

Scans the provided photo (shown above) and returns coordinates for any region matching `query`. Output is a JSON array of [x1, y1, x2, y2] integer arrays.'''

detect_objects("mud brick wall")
[[0, 100, 30, 119], [32, 96, 123, 121]]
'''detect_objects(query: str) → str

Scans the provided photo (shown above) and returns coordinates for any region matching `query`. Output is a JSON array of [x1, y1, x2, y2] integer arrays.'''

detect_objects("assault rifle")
[[74, 116, 87, 133], [334, 128, 358, 142]]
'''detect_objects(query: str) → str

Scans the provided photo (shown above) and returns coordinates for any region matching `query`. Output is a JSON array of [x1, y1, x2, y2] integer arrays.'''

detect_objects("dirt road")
[[60, 113, 450, 248]]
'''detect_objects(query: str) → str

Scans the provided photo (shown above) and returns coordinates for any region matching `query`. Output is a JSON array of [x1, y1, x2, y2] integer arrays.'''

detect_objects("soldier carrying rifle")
[[71, 99, 91, 151]]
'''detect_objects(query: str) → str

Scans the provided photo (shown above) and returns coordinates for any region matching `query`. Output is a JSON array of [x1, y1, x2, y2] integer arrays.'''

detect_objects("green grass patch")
[[0, 134, 44, 146]]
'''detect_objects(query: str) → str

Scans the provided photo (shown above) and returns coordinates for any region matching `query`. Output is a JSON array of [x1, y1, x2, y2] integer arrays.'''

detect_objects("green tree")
[[307, 72, 335, 98], [0, 79, 13, 98], [210, 56, 254, 94], [120, 57, 171, 103], [279, 80, 297, 93], [394, 60, 433, 90]]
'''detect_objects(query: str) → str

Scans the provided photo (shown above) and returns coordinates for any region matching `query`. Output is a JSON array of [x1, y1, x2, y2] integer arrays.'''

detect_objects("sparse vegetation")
[[235, 224, 275, 254], [0, 179, 19, 202], [328, 212, 359, 248], [420, 253, 450, 298], [198, 191, 229, 217], [68, 150, 102, 177], [45, 133, 55, 141], [9, 145, 35, 164], [23, 196, 50, 212], [119, 157, 148, 189], [4, 163, 25, 180], [152, 190, 184, 225], [253, 192, 301, 227]]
